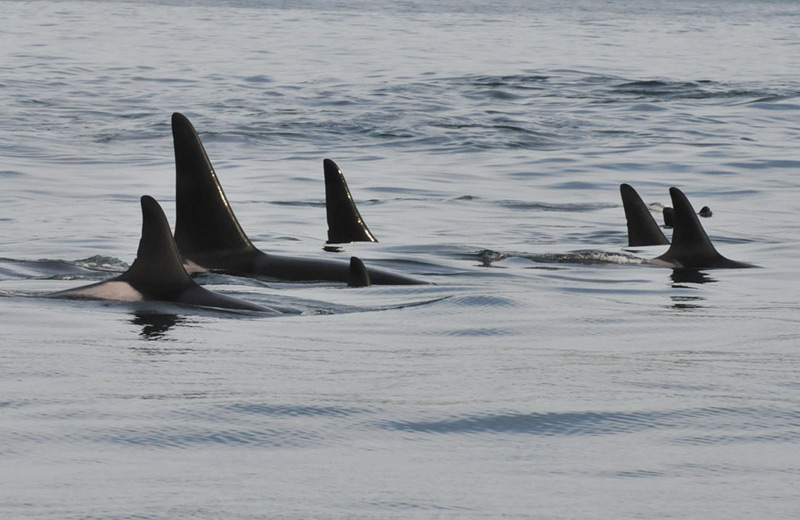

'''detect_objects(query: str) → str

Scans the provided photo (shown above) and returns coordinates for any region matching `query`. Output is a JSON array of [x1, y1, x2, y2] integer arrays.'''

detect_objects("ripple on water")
[[379, 406, 800, 442]]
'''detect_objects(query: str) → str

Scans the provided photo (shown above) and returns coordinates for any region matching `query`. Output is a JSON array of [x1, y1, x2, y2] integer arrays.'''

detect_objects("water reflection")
[[670, 268, 716, 286], [669, 269, 714, 310], [669, 295, 705, 310], [131, 312, 185, 340]]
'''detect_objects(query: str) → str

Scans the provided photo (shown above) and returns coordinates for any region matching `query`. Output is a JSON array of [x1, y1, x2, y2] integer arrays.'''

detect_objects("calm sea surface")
[[1, 0, 800, 518]]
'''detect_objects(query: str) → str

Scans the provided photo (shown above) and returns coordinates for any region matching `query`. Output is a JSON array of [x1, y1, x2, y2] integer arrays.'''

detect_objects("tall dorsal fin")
[[620, 183, 669, 247], [324, 159, 377, 244], [654, 187, 750, 268], [118, 196, 195, 296], [172, 112, 255, 255], [348, 256, 371, 288]]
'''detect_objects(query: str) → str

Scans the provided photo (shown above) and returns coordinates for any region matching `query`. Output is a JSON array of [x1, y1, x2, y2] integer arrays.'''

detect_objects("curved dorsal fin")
[[348, 256, 371, 287], [654, 187, 749, 268], [172, 112, 255, 255], [118, 196, 194, 295], [324, 159, 377, 244], [620, 183, 669, 247]]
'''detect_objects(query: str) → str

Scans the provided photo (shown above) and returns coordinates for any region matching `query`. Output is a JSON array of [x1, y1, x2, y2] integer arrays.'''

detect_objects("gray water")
[[2, 0, 800, 518]]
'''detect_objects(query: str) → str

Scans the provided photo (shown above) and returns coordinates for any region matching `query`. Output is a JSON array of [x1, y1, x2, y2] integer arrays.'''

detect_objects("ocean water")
[[1, 0, 800, 518]]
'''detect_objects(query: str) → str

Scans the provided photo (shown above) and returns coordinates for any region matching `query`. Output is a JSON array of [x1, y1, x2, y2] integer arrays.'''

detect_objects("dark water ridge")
[[383, 405, 800, 441], [4, 401, 797, 451]]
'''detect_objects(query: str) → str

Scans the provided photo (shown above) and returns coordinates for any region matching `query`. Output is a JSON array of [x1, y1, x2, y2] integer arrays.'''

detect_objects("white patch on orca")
[[182, 258, 207, 274], [59, 281, 144, 301]]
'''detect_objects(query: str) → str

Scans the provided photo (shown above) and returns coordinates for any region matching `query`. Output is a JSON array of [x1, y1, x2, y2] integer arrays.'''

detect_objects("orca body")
[[619, 183, 670, 247], [651, 188, 753, 269], [324, 159, 377, 244], [53, 196, 275, 312], [171, 112, 423, 285]]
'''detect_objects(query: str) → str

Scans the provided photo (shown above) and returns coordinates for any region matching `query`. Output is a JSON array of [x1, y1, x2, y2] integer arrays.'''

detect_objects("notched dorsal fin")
[[172, 112, 255, 255], [324, 159, 377, 244], [118, 196, 194, 295], [348, 256, 371, 288], [620, 183, 669, 247], [654, 187, 751, 268]]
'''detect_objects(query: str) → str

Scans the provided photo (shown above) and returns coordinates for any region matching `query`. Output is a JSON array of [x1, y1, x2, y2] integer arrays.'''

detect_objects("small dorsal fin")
[[172, 112, 255, 256], [118, 196, 194, 296], [620, 184, 669, 247], [654, 187, 750, 268], [348, 256, 371, 288], [663, 206, 675, 228], [324, 159, 377, 244]]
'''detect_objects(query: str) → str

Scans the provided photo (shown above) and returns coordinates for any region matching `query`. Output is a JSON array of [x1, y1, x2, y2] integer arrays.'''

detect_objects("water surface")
[[1, 1, 799, 518]]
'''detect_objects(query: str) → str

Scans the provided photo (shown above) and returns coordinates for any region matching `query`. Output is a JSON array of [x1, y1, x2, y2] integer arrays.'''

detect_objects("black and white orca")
[[53, 196, 277, 312], [171, 112, 423, 284]]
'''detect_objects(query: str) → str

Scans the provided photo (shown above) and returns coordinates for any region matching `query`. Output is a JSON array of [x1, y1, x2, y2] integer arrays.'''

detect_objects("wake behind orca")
[[52, 196, 278, 312], [171, 112, 423, 285]]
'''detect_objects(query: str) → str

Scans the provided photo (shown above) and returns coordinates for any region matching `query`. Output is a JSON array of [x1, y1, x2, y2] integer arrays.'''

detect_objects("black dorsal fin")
[[663, 206, 675, 228], [654, 187, 749, 268], [348, 256, 371, 288], [324, 159, 377, 244], [620, 183, 669, 247], [172, 112, 255, 255], [118, 196, 195, 295]]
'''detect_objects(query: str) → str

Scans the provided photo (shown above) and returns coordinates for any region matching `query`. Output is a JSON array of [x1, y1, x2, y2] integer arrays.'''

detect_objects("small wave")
[[382, 410, 653, 436], [499, 200, 616, 212], [468, 249, 508, 267], [609, 79, 789, 102], [546, 250, 644, 265], [74, 255, 128, 272], [458, 74, 551, 89], [466, 249, 643, 267], [380, 406, 800, 439], [445, 327, 513, 337], [447, 294, 516, 307], [225, 403, 364, 418], [516, 250, 643, 266]]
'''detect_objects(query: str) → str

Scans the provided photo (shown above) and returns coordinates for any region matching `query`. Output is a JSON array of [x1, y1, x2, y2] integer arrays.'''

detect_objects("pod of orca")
[[620, 184, 754, 269], [21, 113, 752, 312]]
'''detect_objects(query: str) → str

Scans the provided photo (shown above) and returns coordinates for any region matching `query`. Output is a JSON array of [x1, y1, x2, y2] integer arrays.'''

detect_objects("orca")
[[171, 112, 423, 285], [650, 187, 753, 269], [324, 158, 377, 244], [347, 256, 371, 288], [619, 183, 670, 247], [52, 196, 276, 312]]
